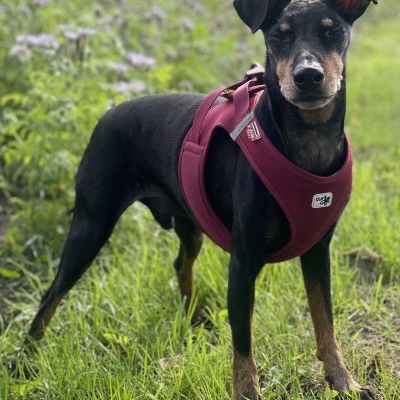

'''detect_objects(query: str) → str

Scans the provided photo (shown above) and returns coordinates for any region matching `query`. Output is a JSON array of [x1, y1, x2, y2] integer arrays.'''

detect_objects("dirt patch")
[[349, 286, 400, 388], [361, 316, 400, 382]]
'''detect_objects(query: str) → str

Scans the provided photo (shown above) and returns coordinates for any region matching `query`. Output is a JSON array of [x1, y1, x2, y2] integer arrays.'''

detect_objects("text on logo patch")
[[311, 192, 333, 208], [246, 121, 261, 142]]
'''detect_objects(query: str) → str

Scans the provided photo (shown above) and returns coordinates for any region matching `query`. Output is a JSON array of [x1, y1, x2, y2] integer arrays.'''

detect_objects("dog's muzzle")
[[293, 52, 324, 91]]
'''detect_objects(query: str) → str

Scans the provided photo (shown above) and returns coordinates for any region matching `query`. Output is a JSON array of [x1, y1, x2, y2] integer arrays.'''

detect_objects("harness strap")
[[190, 87, 226, 146], [178, 77, 263, 251], [178, 90, 231, 250]]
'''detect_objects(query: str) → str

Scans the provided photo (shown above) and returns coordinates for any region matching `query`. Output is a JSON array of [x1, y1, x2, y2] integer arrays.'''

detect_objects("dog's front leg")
[[300, 237, 374, 400], [228, 253, 260, 400]]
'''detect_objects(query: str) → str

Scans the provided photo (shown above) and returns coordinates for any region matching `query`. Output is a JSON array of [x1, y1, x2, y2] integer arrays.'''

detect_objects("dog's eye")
[[324, 26, 345, 40], [270, 30, 293, 44]]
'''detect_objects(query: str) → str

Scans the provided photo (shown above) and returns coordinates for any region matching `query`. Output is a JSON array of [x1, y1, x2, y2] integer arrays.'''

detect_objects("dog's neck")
[[255, 58, 347, 176]]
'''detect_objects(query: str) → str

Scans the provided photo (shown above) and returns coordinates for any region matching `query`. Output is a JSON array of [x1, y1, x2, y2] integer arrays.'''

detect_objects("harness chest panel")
[[178, 78, 352, 263]]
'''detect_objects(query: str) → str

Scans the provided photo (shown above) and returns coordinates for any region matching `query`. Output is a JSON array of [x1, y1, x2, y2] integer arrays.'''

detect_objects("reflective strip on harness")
[[230, 110, 255, 141]]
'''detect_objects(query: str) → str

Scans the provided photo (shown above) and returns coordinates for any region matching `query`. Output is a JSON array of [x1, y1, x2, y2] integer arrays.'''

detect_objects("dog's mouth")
[[289, 94, 336, 110], [279, 76, 341, 110]]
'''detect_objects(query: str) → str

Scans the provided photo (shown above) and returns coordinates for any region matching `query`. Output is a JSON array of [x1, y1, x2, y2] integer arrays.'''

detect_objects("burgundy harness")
[[178, 76, 352, 263]]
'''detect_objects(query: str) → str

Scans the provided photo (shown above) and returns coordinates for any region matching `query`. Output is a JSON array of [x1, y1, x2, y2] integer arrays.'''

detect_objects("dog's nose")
[[293, 66, 324, 90]]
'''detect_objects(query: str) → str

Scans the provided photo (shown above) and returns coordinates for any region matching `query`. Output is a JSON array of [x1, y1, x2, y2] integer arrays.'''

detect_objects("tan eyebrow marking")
[[321, 18, 334, 27], [279, 22, 291, 31]]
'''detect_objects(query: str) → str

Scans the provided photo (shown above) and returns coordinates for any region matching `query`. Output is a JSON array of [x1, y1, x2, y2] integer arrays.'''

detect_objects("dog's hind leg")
[[173, 216, 203, 323], [28, 129, 135, 341], [300, 236, 374, 400]]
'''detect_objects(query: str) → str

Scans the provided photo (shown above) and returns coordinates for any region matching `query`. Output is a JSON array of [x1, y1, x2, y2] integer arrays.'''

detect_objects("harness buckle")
[[245, 63, 265, 82]]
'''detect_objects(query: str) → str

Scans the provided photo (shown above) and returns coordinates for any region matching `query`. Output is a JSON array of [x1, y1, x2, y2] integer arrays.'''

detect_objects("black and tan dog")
[[26, 0, 377, 399]]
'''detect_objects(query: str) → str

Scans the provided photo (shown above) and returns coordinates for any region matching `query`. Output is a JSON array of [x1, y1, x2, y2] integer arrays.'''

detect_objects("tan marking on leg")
[[175, 233, 203, 322], [305, 285, 368, 394], [176, 244, 194, 304], [233, 351, 260, 400], [28, 295, 64, 340]]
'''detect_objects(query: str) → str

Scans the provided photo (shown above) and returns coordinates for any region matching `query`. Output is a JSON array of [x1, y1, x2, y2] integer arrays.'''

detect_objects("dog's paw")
[[236, 392, 261, 400], [5, 349, 39, 380], [233, 388, 261, 400], [189, 306, 214, 330], [349, 382, 375, 400], [325, 375, 374, 400], [233, 355, 260, 400]]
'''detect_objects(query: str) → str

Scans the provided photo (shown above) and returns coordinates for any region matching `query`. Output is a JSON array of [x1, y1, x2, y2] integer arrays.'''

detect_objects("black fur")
[[27, 1, 377, 399]]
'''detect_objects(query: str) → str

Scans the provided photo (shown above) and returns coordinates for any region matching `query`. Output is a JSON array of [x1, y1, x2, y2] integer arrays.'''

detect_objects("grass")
[[1, 1, 400, 399]]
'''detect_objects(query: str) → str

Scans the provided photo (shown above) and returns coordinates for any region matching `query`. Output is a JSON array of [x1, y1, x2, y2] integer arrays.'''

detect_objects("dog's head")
[[234, 0, 376, 110]]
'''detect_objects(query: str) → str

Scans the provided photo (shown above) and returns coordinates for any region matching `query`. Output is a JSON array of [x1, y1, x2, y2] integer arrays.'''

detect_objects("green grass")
[[1, 1, 400, 399]]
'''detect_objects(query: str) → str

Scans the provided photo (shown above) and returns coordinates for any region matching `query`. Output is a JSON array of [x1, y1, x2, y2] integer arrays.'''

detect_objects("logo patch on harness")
[[246, 121, 261, 142], [312, 192, 333, 208]]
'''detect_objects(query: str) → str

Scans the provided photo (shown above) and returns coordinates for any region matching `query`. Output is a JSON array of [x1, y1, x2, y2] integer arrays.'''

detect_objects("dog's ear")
[[233, 0, 291, 33], [325, 0, 378, 24]]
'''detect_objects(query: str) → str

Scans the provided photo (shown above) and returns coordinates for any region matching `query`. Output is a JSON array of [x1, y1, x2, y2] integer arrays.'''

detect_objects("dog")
[[26, 1, 378, 399]]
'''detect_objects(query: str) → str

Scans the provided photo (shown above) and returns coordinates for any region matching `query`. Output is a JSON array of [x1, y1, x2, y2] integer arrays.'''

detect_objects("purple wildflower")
[[112, 81, 146, 94], [9, 44, 31, 57], [64, 31, 80, 41], [63, 27, 95, 41], [144, 6, 166, 22], [108, 61, 129, 74], [58, 23, 72, 31], [193, 3, 204, 13], [184, 0, 204, 11], [165, 48, 178, 60], [114, 17, 125, 27], [126, 52, 155, 68], [180, 17, 194, 31], [78, 27, 96, 37], [32, 0, 48, 6], [16, 33, 60, 50], [100, 16, 125, 27]]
